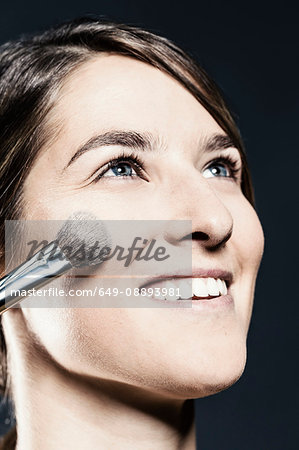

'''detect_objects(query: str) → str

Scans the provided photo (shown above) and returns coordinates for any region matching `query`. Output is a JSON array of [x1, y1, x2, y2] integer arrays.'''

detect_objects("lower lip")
[[147, 293, 234, 311]]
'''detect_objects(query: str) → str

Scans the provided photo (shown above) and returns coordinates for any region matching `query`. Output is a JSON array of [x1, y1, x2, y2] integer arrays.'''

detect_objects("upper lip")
[[139, 268, 233, 289]]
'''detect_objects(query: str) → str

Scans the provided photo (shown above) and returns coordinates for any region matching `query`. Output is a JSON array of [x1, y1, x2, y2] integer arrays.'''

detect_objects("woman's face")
[[20, 55, 264, 398]]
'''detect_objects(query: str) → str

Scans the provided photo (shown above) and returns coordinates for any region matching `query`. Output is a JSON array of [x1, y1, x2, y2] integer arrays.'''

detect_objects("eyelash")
[[207, 155, 241, 181], [93, 151, 146, 182], [92, 151, 241, 182]]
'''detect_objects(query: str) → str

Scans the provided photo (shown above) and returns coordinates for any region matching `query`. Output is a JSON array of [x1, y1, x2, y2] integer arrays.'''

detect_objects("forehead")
[[49, 54, 224, 147]]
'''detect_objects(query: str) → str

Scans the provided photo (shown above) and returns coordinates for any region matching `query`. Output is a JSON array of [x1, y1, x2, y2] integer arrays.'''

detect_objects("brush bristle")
[[56, 211, 112, 268]]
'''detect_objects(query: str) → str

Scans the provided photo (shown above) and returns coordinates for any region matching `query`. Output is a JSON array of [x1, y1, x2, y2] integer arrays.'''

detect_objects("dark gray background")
[[0, 1, 298, 449]]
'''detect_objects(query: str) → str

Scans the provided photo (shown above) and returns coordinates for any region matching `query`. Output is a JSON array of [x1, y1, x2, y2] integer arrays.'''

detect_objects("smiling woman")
[[0, 17, 264, 449]]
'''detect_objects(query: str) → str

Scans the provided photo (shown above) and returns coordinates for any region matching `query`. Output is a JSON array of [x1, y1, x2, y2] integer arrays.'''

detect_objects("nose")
[[162, 174, 234, 250]]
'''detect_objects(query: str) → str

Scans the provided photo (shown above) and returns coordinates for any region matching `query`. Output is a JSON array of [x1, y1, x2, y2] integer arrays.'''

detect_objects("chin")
[[187, 358, 246, 399], [152, 340, 248, 400]]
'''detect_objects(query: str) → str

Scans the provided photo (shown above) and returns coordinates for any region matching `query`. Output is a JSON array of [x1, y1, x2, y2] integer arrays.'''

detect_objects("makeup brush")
[[0, 212, 111, 314]]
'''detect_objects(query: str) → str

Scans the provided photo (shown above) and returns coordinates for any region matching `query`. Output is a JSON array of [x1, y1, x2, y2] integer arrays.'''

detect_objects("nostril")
[[181, 232, 209, 241], [192, 231, 209, 241], [207, 228, 233, 251]]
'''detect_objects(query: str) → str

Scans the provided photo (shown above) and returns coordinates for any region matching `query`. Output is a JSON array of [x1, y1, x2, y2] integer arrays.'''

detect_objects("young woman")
[[0, 17, 264, 449]]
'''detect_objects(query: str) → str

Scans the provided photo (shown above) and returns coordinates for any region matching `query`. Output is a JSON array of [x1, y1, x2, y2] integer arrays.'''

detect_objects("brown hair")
[[0, 15, 254, 445]]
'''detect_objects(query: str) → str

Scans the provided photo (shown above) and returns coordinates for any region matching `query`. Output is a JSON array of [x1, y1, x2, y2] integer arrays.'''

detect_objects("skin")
[[2, 55, 264, 449]]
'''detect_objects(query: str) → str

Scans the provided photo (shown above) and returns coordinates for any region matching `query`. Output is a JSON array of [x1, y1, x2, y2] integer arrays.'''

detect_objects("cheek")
[[229, 195, 264, 326], [23, 183, 146, 222], [233, 197, 264, 273], [22, 307, 145, 381]]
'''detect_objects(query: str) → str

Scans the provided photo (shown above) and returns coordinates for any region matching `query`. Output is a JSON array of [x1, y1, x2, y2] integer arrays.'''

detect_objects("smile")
[[145, 277, 229, 302]]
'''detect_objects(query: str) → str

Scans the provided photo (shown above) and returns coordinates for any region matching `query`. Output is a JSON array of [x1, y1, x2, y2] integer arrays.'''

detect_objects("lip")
[[139, 268, 233, 289], [146, 293, 234, 311], [137, 267, 234, 311]]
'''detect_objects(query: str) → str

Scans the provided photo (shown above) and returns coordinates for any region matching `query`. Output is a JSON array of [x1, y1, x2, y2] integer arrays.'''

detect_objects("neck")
[[5, 317, 196, 450]]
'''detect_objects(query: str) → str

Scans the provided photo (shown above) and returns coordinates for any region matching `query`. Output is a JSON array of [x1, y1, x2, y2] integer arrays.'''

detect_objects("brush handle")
[[0, 242, 72, 314]]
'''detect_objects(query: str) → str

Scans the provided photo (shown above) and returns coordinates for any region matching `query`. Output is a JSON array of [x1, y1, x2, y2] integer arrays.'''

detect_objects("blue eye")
[[104, 161, 136, 177], [202, 157, 240, 180], [203, 163, 229, 178], [92, 152, 240, 183], [93, 153, 146, 182]]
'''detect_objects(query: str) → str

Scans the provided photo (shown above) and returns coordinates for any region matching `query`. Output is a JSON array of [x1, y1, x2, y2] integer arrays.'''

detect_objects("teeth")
[[223, 281, 227, 295], [149, 277, 228, 301], [217, 278, 227, 295], [153, 290, 166, 300], [192, 278, 209, 297], [192, 278, 227, 298], [206, 278, 220, 296], [179, 279, 192, 299], [165, 281, 179, 300]]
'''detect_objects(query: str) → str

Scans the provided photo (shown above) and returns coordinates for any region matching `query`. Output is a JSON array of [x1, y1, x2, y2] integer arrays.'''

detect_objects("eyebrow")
[[63, 129, 237, 171]]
